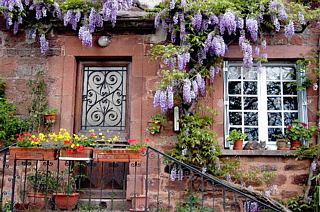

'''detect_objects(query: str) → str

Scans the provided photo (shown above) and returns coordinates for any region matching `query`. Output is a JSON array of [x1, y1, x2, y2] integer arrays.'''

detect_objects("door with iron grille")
[[76, 62, 130, 197]]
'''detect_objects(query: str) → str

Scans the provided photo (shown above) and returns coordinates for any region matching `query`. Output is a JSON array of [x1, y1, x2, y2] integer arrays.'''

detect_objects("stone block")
[[280, 190, 299, 199], [292, 174, 309, 185], [272, 174, 287, 186]]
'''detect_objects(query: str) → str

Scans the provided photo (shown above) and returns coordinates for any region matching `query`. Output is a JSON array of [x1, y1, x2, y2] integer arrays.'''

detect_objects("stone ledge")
[[221, 150, 294, 156]]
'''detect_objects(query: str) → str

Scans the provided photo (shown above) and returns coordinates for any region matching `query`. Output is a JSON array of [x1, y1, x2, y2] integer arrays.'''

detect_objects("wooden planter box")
[[93, 148, 141, 163], [59, 147, 93, 161], [9, 147, 57, 160]]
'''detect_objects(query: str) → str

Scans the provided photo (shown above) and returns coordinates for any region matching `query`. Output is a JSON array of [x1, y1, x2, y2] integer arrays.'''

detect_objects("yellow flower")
[[71, 144, 75, 148]]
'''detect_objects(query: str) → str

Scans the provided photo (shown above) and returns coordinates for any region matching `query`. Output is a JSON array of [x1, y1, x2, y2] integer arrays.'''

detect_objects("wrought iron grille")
[[81, 66, 127, 131]]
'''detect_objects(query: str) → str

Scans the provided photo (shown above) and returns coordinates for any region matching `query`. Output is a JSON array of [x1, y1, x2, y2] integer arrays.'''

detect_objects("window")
[[75, 62, 128, 133], [224, 62, 307, 149]]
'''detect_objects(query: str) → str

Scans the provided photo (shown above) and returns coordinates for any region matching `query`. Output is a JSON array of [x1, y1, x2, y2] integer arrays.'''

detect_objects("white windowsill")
[[221, 149, 294, 156]]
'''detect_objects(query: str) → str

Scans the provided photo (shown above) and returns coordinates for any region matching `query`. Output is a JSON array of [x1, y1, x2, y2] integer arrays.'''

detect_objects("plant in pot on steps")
[[227, 129, 247, 150], [27, 171, 58, 210], [9, 132, 57, 160], [285, 120, 318, 150], [53, 168, 80, 210]]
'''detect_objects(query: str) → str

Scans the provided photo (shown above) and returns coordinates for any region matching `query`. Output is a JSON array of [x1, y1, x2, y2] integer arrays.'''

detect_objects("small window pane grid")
[[81, 66, 127, 131], [226, 64, 298, 147]]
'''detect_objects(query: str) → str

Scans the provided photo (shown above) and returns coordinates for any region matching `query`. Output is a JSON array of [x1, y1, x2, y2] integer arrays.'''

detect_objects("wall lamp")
[[97, 35, 111, 47]]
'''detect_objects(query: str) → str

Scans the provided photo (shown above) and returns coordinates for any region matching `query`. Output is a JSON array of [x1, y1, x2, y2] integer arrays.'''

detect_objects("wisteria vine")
[[0, 0, 133, 54], [151, 0, 319, 113]]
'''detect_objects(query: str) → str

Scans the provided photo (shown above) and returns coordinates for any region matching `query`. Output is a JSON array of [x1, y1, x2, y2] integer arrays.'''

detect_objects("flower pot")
[[233, 140, 243, 150], [290, 140, 301, 150], [59, 147, 93, 161], [276, 139, 289, 150], [130, 195, 148, 211], [44, 113, 56, 124], [93, 148, 141, 162], [9, 147, 57, 160], [53, 192, 79, 210], [28, 192, 51, 210]]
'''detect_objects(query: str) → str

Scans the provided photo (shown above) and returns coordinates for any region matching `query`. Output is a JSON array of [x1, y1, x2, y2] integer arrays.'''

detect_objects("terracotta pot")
[[233, 140, 243, 150], [130, 195, 148, 211], [44, 113, 56, 123], [9, 147, 57, 160], [276, 139, 289, 150], [290, 140, 301, 150], [59, 147, 93, 160], [28, 192, 51, 210], [53, 192, 79, 210], [93, 148, 141, 162]]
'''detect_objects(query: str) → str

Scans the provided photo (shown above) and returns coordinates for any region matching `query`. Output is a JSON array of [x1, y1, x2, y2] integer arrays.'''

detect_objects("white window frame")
[[223, 61, 307, 150]]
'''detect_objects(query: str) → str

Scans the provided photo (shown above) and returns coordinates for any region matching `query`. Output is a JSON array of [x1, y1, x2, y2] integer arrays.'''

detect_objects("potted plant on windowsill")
[[27, 171, 57, 210], [43, 108, 58, 124], [227, 130, 247, 150], [9, 132, 57, 160], [285, 120, 318, 150], [53, 169, 79, 210], [274, 134, 289, 150]]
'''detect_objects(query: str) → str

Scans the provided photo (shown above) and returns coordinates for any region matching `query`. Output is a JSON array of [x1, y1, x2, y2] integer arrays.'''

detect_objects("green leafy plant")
[[146, 114, 167, 135], [285, 120, 318, 142], [27, 171, 58, 193], [43, 107, 58, 115], [168, 113, 221, 168], [176, 193, 213, 212], [287, 196, 313, 212], [227, 129, 247, 143]]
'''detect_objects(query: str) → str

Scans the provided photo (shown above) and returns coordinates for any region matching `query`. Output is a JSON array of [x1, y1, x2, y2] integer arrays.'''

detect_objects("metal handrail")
[[145, 146, 283, 212]]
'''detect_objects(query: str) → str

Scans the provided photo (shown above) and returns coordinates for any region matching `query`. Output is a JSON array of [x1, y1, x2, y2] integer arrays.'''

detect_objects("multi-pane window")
[[81, 66, 127, 131], [224, 62, 307, 149]]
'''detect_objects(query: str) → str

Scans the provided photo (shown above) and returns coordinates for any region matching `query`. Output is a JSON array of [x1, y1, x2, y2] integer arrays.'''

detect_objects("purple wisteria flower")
[[240, 40, 253, 68], [255, 46, 260, 56], [192, 80, 199, 97], [219, 11, 237, 35], [153, 90, 161, 107], [177, 52, 190, 70], [191, 12, 202, 31], [64, 10, 72, 26], [261, 39, 267, 50], [197, 48, 206, 65], [205, 34, 226, 57], [183, 79, 192, 104], [173, 13, 179, 25], [154, 11, 162, 28], [180, 0, 186, 8], [272, 17, 280, 32], [39, 34, 49, 54], [311, 161, 317, 172], [78, 26, 93, 47], [89, 8, 103, 33], [163, 57, 176, 69], [237, 17, 244, 29], [167, 86, 174, 109], [201, 19, 209, 31], [196, 73, 205, 96], [209, 66, 215, 83], [278, 8, 287, 21], [160, 90, 168, 112], [246, 18, 258, 42], [284, 21, 295, 39], [179, 13, 186, 41], [169, 0, 175, 10], [209, 15, 219, 26], [298, 12, 306, 25], [53, 2, 62, 19]]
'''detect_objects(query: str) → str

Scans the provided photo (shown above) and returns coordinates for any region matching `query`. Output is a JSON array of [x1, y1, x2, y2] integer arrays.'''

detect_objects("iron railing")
[[0, 145, 284, 211]]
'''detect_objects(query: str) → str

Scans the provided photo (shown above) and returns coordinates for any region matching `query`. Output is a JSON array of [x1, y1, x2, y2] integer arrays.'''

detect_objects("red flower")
[[128, 138, 137, 143], [66, 149, 74, 155], [144, 137, 150, 143], [139, 147, 146, 154], [287, 125, 292, 130], [301, 122, 307, 128], [318, 128, 320, 133], [77, 144, 84, 153], [64, 140, 71, 145]]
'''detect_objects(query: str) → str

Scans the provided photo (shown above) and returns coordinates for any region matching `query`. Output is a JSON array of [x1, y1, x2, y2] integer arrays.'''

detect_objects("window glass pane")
[[244, 97, 258, 110], [228, 81, 241, 94], [244, 112, 258, 126], [283, 82, 297, 95], [244, 128, 258, 141], [243, 81, 257, 95], [268, 128, 283, 141], [282, 67, 295, 80], [229, 112, 242, 125], [267, 82, 281, 95], [267, 97, 282, 110], [284, 112, 298, 125], [229, 97, 242, 110], [283, 97, 298, 110], [228, 67, 241, 79], [243, 70, 257, 80], [268, 112, 282, 126], [266, 67, 281, 80]]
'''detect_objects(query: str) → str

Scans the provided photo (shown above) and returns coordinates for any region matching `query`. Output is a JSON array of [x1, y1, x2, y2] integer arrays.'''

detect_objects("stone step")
[[78, 198, 131, 211], [80, 188, 126, 199]]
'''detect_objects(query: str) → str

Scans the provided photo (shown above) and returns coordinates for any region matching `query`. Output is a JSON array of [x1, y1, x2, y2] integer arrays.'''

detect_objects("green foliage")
[[146, 114, 167, 135], [27, 171, 58, 193], [158, 69, 188, 90], [176, 193, 213, 212], [293, 145, 320, 159], [287, 196, 313, 212], [27, 71, 48, 132], [227, 129, 247, 143], [285, 120, 317, 142], [168, 113, 221, 167], [43, 107, 58, 115], [0, 78, 5, 99]]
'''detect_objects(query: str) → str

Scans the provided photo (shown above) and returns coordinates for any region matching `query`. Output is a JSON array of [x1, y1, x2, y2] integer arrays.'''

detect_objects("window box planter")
[[9, 147, 57, 160], [59, 147, 93, 161], [93, 148, 141, 163]]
